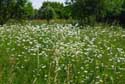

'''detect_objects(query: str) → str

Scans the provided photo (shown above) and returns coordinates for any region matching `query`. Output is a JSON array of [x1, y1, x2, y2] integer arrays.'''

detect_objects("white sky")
[[30, 0, 65, 9]]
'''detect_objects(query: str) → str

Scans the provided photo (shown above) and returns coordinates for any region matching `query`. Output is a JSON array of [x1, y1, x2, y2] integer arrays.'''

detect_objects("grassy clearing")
[[0, 24, 125, 84]]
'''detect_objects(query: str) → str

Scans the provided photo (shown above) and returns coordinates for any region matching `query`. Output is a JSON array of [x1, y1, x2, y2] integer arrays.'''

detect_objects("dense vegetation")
[[67, 0, 125, 25], [0, 24, 125, 84], [1, 0, 125, 83], [1, 0, 125, 25], [0, 0, 34, 25]]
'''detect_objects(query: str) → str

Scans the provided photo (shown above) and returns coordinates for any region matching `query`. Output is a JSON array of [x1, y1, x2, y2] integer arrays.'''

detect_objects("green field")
[[0, 24, 125, 84]]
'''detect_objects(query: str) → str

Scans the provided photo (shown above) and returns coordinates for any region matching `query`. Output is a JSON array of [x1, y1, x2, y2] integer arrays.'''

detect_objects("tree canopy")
[[38, 4, 56, 23], [0, 0, 16, 25], [1, 0, 125, 25], [66, 0, 125, 25], [0, 0, 34, 25]]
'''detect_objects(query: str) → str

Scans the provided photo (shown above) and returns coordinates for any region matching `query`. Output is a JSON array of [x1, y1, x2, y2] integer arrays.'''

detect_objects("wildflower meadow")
[[0, 24, 125, 84]]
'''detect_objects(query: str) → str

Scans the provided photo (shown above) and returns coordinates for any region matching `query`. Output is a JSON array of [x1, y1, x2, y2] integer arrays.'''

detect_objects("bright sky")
[[30, 0, 65, 9]]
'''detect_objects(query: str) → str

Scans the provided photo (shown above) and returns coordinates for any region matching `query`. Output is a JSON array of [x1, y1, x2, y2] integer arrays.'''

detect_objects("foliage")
[[13, 0, 34, 20], [69, 0, 103, 25], [0, 0, 16, 25], [42, 2, 64, 19], [66, 0, 125, 26], [1, 0, 125, 25], [119, 0, 125, 26], [24, 2, 34, 19], [0, 0, 34, 25], [38, 5, 56, 23], [99, 0, 124, 23], [37, 1, 71, 21], [0, 24, 125, 83], [63, 5, 72, 19]]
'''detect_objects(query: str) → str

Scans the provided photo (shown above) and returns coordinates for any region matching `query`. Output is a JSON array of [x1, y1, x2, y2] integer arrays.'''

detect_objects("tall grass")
[[0, 24, 125, 84]]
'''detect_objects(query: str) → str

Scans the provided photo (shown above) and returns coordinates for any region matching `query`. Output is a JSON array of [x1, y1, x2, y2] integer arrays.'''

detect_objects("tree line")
[[35, 1, 72, 23], [69, 0, 125, 26], [1, 0, 125, 26]]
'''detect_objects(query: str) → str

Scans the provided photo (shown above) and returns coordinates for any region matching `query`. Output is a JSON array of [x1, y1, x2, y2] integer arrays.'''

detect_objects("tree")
[[38, 5, 56, 23], [0, 0, 34, 25], [62, 5, 72, 19], [42, 2, 64, 19], [70, 0, 103, 25], [101, 0, 123, 23], [37, 1, 72, 21], [13, 0, 32, 20], [119, 0, 125, 26], [24, 2, 34, 19], [0, 0, 16, 25]]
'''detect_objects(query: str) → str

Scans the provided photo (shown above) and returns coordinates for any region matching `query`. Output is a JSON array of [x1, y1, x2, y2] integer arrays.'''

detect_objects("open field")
[[0, 24, 125, 84]]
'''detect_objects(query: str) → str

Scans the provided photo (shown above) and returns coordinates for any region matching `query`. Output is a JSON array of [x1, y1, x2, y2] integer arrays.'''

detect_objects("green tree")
[[37, 1, 72, 20], [13, 0, 29, 19], [42, 2, 64, 19], [0, 0, 16, 25], [38, 5, 56, 23], [0, 0, 34, 25], [63, 5, 72, 19], [70, 0, 103, 25], [24, 2, 34, 19], [119, 0, 125, 26], [105, 0, 123, 23]]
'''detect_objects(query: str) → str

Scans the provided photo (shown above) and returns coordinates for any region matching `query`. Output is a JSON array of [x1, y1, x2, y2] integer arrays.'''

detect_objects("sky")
[[30, 0, 65, 9]]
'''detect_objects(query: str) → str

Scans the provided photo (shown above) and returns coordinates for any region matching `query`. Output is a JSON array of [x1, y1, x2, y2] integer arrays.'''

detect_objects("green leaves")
[[71, 0, 103, 25], [38, 5, 56, 23], [0, 0, 16, 25], [104, 0, 123, 16], [0, 0, 34, 25]]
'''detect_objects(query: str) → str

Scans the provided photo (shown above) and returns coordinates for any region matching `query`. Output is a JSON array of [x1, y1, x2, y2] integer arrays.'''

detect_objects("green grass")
[[0, 24, 125, 84]]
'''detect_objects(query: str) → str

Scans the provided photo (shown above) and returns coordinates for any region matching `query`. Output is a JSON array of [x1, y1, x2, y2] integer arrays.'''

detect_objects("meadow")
[[0, 24, 125, 84]]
